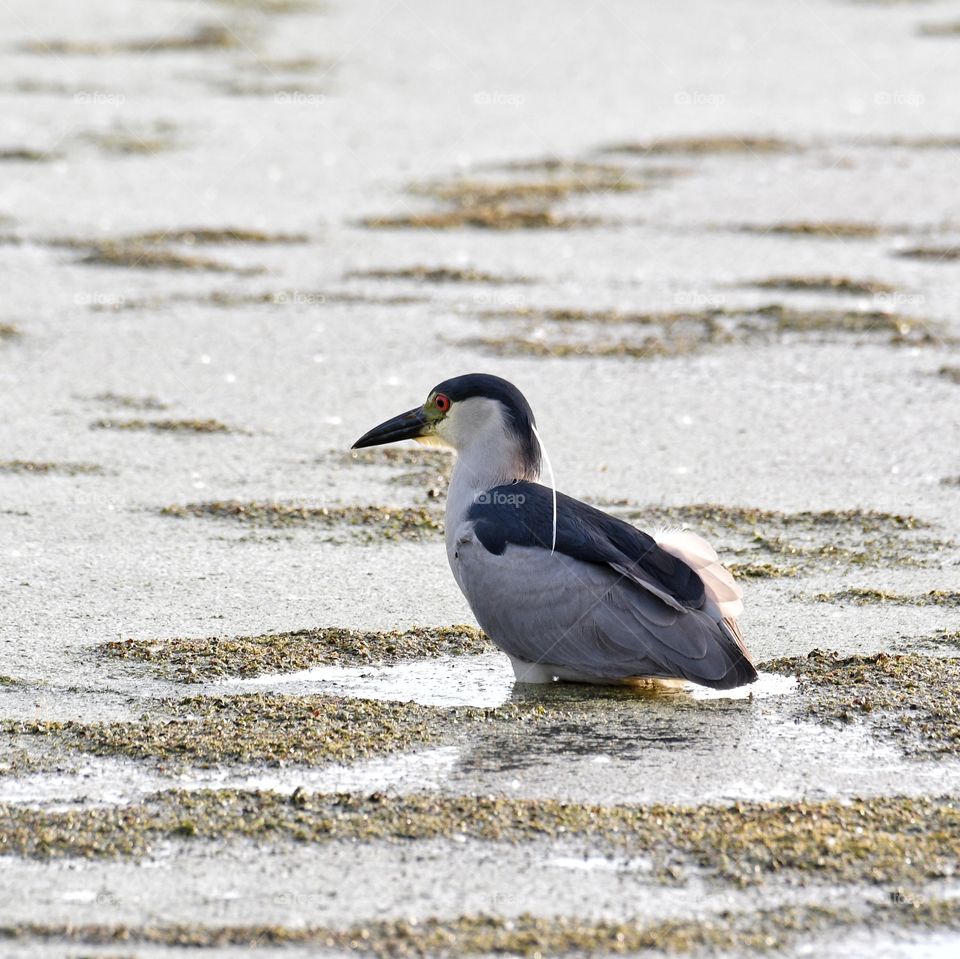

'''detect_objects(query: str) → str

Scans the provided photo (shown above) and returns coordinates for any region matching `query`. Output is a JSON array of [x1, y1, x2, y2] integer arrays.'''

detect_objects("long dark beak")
[[352, 406, 429, 449]]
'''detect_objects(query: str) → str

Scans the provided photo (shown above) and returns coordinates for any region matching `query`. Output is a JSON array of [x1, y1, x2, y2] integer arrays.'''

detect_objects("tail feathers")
[[654, 528, 744, 620]]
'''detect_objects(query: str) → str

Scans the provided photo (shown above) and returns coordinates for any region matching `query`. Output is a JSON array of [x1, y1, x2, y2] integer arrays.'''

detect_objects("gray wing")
[[451, 526, 755, 690]]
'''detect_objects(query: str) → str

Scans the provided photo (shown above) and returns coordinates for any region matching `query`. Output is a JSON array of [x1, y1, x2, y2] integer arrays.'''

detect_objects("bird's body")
[[353, 373, 757, 691]]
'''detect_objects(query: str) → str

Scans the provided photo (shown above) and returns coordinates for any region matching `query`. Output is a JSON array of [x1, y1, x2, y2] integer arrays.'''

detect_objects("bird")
[[352, 373, 756, 690]]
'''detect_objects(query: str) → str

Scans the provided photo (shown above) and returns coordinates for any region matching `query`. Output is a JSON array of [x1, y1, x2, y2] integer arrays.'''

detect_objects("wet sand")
[[2, 0, 960, 956]]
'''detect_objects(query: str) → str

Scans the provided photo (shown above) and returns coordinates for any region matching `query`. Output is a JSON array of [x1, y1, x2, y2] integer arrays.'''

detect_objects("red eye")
[[435, 393, 451, 412]]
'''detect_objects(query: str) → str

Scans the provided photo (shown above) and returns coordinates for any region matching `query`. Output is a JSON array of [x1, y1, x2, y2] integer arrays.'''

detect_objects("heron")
[[352, 373, 756, 690]]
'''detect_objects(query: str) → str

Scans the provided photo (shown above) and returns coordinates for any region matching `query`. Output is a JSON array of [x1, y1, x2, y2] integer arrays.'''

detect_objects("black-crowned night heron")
[[353, 373, 756, 690]]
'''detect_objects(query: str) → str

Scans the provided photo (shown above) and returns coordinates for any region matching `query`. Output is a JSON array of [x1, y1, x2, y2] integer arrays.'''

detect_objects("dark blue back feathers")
[[467, 482, 707, 609]]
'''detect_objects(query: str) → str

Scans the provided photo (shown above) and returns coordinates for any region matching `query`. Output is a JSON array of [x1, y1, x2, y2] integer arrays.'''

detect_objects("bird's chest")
[[444, 474, 483, 554]]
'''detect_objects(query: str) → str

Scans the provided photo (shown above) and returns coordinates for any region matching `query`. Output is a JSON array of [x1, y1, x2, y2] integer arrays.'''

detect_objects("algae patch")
[[93, 418, 235, 434], [23, 24, 241, 55], [0, 460, 103, 476], [814, 588, 959, 608], [10, 695, 452, 768], [0, 907, 860, 955], [160, 501, 443, 540], [765, 651, 960, 757], [120, 228, 308, 246], [345, 266, 529, 285], [469, 303, 943, 360], [361, 162, 642, 231], [746, 276, 898, 296], [737, 221, 893, 239], [362, 208, 599, 231], [101, 625, 492, 681], [77, 243, 261, 274], [919, 21, 960, 37], [617, 504, 946, 575], [604, 135, 799, 155], [897, 246, 960, 262], [3, 787, 959, 891], [88, 392, 169, 411], [726, 562, 799, 579], [0, 148, 57, 162]]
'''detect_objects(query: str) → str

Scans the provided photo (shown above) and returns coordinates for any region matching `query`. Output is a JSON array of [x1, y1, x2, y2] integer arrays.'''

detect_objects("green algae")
[[623, 504, 928, 533], [0, 460, 103, 476], [814, 588, 960, 607], [412, 174, 642, 206], [345, 266, 530, 284], [362, 208, 600, 231], [897, 246, 960, 261], [77, 123, 179, 155], [78, 243, 261, 273], [471, 303, 942, 359], [3, 787, 958, 891], [211, 0, 320, 12], [764, 650, 960, 756], [0, 148, 56, 162], [726, 562, 799, 579], [122, 228, 309, 245], [464, 335, 691, 360], [0, 907, 859, 955], [912, 629, 960, 651], [23, 24, 241, 55], [11, 695, 453, 768], [747, 276, 898, 296], [88, 392, 169, 411], [362, 163, 636, 232], [160, 500, 443, 540], [938, 366, 960, 384], [617, 504, 946, 575], [93, 418, 234, 434], [100, 625, 492, 682], [0, 323, 21, 341], [738, 221, 891, 238], [10, 904, 960, 957], [919, 21, 960, 36], [97, 288, 427, 313], [604, 135, 799, 155]]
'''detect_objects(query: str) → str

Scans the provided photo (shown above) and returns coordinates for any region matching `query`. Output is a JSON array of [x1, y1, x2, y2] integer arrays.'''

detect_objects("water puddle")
[[0, 746, 461, 809], [213, 653, 797, 708]]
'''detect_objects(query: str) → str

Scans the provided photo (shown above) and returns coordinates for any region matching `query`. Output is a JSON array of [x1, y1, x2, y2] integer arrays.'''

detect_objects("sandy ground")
[[1, 0, 960, 956]]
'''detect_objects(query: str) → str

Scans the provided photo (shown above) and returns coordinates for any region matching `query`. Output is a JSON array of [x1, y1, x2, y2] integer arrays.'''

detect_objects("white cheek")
[[430, 415, 457, 448]]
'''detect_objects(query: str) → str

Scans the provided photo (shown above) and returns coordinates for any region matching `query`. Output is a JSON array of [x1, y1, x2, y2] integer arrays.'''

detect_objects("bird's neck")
[[446, 439, 539, 525]]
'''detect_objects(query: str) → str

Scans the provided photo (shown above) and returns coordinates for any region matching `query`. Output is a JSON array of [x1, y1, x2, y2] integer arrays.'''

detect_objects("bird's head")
[[352, 373, 541, 481]]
